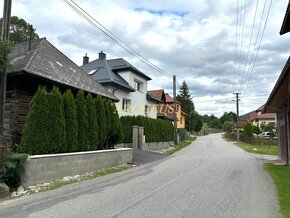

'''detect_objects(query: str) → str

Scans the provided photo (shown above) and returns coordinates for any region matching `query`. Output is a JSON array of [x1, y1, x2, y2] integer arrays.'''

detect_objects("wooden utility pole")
[[0, 0, 12, 145], [233, 92, 241, 142], [173, 75, 178, 145]]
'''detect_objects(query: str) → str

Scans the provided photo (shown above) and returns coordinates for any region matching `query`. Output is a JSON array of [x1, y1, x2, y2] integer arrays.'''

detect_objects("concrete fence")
[[21, 148, 132, 188]]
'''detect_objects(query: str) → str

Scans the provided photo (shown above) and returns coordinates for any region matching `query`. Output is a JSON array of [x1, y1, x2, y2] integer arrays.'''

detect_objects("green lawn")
[[236, 141, 278, 155], [264, 164, 290, 218], [166, 136, 197, 155]]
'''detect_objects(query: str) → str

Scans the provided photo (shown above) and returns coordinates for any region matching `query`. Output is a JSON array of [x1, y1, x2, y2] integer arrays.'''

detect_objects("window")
[[134, 79, 143, 92], [176, 105, 180, 112], [180, 117, 183, 124], [144, 105, 150, 116], [122, 98, 131, 112]]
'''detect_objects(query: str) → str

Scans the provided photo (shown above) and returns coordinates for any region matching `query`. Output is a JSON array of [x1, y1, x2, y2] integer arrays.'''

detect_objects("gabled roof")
[[80, 57, 135, 92], [8, 38, 117, 101], [257, 113, 276, 120], [165, 93, 181, 105], [108, 58, 151, 81], [146, 93, 163, 103], [147, 89, 166, 103], [264, 57, 290, 113], [280, 2, 290, 35]]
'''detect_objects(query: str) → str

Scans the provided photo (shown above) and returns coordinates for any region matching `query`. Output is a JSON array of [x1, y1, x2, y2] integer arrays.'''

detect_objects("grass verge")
[[236, 141, 278, 155], [166, 136, 197, 155], [264, 164, 290, 218]]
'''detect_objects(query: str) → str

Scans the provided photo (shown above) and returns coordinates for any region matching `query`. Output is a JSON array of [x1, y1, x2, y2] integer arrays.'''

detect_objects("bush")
[[63, 89, 78, 152], [120, 116, 174, 143], [18, 87, 49, 154], [243, 122, 253, 137], [76, 90, 89, 151], [223, 121, 234, 133], [108, 102, 123, 148], [0, 152, 28, 189], [86, 93, 98, 150], [95, 95, 106, 149], [47, 87, 66, 153], [177, 128, 187, 141]]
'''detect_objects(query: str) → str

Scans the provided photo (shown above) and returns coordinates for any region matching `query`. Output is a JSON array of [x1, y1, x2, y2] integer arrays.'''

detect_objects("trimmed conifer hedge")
[[18, 87, 123, 155], [120, 116, 174, 143]]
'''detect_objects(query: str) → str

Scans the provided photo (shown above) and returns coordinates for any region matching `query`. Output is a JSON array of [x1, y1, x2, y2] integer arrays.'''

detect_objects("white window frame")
[[134, 79, 143, 92]]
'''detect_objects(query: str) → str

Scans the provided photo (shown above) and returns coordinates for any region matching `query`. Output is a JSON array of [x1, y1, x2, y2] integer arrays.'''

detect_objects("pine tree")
[[63, 89, 78, 152], [176, 81, 194, 130], [18, 87, 49, 154], [76, 90, 89, 151], [86, 93, 98, 150], [47, 87, 66, 153], [95, 95, 106, 149]]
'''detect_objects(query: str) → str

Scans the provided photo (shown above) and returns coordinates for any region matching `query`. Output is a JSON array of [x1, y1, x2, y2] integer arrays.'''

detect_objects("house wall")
[[4, 87, 33, 149], [257, 118, 276, 128], [106, 71, 157, 118], [166, 102, 185, 128], [276, 106, 289, 165]]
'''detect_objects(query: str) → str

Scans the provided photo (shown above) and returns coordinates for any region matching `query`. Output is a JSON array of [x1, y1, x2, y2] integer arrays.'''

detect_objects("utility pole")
[[233, 92, 241, 141], [173, 75, 178, 145], [0, 0, 12, 145]]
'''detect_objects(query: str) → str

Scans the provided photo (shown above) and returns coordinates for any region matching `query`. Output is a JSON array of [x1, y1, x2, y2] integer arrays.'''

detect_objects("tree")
[[207, 114, 221, 129], [222, 121, 234, 133], [86, 93, 98, 150], [0, 16, 39, 44], [18, 87, 49, 154], [176, 81, 194, 130], [189, 111, 203, 132], [103, 100, 112, 149], [95, 95, 106, 149], [76, 90, 89, 151], [108, 102, 123, 147], [243, 122, 253, 137], [219, 112, 237, 125], [63, 89, 78, 152], [47, 87, 66, 153]]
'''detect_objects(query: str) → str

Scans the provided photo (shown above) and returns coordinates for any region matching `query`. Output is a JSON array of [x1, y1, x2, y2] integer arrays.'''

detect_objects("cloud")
[[2, 0, 290, 117]]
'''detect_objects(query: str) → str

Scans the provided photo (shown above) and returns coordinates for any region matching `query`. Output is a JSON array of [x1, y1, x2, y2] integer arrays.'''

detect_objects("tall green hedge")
[[95, 95, 106, 149], [18, 87, 49, 154], [120, 116, 174, 143], [86, 93, 98, 150], [63, 89, 78, 152], [47, 87, 66, 153]]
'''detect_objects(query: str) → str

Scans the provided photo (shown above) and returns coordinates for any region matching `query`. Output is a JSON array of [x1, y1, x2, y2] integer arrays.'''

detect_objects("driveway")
[[0, 133, 281, 218]]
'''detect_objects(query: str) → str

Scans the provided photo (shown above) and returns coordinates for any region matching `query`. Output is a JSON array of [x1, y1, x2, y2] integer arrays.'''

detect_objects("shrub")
[[0, 152, 28, 189], [103, 100, 112, 149], [63, 89, 78, 152], [108, 102, 123, 148], [76, 90, 89, 151], [18, 87, 49, 154], [223, 121, 234, 133], [120, 116, 174, 143], [47, 87, 66, 153], [95, 95, 106, 149], [177, 128, 187, 141], [86, 93, 98, 150], [243, 122, 253, 137]]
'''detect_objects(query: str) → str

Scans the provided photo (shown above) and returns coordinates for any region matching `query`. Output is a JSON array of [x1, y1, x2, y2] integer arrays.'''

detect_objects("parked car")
[[258, 132, 271, 138]]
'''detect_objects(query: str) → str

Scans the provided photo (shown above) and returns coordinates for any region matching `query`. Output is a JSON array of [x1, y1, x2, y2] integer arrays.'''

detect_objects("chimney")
[[83, 53, 89, 65], [99, 50, 106, 59]]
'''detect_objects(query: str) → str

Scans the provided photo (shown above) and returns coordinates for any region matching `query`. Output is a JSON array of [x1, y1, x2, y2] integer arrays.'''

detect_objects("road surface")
[[0, 134, 281, 218]]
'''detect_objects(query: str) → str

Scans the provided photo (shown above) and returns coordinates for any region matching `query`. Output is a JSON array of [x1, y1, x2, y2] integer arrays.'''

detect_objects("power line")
[[239, 0, 259, 91], [243, 0, 272, 95], [62, 0, 174, 79]]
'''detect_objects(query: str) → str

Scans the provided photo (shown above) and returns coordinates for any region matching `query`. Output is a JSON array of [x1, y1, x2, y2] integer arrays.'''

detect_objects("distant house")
[[238, 104, 276, 128], [165, 94, 187, 129], [81, 52, 160, 118], [263, 3, 290, 166], [5, 38, 117, 148], [147, 89, 172, 120]]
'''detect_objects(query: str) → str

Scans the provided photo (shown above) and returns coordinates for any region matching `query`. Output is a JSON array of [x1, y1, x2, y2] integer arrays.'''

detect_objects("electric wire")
[[62, 0, 174, 80], [243, 0, 272, 95]]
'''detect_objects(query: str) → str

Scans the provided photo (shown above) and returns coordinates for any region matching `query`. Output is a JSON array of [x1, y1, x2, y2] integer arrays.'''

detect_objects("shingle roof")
[[147, 89, 166, 102], [108, 58, 151, 81], [8, 38, 117, 101], [80, 57, 135, 92]]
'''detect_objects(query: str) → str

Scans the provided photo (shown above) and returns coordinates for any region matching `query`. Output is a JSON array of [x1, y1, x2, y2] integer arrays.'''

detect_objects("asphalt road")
[[0, 134, 281, 218]]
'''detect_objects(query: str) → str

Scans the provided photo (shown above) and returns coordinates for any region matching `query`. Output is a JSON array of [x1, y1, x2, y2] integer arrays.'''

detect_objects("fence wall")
[[21, 148, 132, 188]]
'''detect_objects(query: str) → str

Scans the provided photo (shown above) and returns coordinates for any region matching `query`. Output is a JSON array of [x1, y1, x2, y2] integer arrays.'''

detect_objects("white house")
[[80, 51, 161, 118]]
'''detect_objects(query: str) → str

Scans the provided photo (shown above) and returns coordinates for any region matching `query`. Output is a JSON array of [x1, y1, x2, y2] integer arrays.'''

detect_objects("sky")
[[1, 0, 290, 117]]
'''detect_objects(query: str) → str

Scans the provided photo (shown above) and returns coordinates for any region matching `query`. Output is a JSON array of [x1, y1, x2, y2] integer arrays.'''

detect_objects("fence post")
[[138, 127, 144, 149], [132, 126, 139, 149]]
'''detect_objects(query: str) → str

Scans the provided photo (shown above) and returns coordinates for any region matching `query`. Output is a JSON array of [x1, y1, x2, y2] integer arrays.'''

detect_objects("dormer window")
[[134, 79, 143, 92]]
